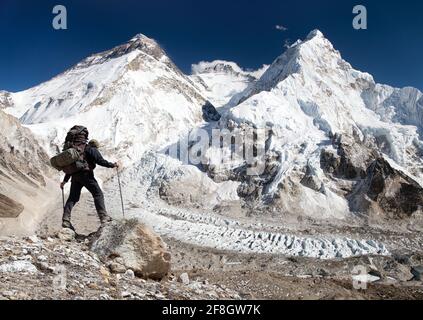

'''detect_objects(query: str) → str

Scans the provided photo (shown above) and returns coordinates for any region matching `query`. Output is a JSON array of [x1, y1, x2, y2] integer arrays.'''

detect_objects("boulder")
[[90, 219, 171, 280]]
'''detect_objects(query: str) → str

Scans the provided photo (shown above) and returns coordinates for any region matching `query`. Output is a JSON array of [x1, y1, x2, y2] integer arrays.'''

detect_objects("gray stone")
[[108, 261, 127, 274], [27, 235, 39, 243], [37, 255, 48, 262], [411, 266, 423, 281], [90, 219, 171, 280], [0, 261, 37, 274], [37, 262, 50, 271], [57, 228, 75, 241], [179, 272, 190, 285], [124, 269, 135, 279]]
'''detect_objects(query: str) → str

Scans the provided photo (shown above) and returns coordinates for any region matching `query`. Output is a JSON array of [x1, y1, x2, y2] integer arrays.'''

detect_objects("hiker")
[[59, 130, 119, 231]]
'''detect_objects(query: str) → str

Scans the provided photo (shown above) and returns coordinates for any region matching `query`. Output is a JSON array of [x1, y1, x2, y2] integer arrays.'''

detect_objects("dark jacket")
[[64, 146, 115, 182]]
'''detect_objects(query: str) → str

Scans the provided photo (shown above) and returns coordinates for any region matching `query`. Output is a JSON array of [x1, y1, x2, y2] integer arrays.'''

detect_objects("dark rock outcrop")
[[321, 135, 378, 180], [202, 102, 221, 122], [350, 158, 423, 218], [300, 165, 324, 193]]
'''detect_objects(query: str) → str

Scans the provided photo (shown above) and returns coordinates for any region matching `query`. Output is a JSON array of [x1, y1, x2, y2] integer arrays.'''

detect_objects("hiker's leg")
[[63, 181, 83, 223], [83, 177, 108, 218]]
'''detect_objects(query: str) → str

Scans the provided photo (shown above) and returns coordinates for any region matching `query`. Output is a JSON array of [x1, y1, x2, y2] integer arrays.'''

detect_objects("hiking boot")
[[99, 214, 113, 225], [62, 220, 75, 231]]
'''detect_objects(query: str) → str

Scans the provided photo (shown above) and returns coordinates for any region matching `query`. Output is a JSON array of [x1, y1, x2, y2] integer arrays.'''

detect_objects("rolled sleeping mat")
[[50, 148, 80, 171]]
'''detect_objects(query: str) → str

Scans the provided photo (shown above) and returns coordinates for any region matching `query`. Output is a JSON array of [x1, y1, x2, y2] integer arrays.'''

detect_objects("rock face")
[[0, 109, 52, 222], [320, 134, 378, 180], [300, 165, 324, 193], [202, 101, 221, 122], [0, 194, 24, 218], [350, 158, 423, 218], [90, 219, 171, 280]]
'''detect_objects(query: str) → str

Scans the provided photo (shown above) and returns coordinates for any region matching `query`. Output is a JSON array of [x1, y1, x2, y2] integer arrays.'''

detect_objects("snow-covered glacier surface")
[[103, 154, 389, 259]]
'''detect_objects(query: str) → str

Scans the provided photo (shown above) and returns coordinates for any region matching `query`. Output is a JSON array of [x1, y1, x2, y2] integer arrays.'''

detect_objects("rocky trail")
[[0, 234, 241, 300]]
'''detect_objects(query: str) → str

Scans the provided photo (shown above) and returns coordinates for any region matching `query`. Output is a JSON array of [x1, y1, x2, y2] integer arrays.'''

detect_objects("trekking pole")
[[61, 188, 65, 211], [116, 167, 125, 219]]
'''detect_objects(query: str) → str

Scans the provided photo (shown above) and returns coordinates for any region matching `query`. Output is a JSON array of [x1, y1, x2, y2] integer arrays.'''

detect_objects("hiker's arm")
[[60, 174, 70, 189], [89, 148, 116, 168]]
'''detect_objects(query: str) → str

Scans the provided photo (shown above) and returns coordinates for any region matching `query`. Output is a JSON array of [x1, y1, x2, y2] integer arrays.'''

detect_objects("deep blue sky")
[[0, 0, 422, 92]]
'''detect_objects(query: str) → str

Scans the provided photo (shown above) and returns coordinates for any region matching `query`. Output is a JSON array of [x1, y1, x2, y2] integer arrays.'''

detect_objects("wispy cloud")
[[275, 25, 288, 31]]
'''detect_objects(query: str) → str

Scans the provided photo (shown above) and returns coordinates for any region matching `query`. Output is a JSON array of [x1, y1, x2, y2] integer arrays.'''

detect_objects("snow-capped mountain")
[[190, 60, 268, 108], [4, 34, 219, 164], [208, 30, 423, 220], [1, 30, 422, 258]]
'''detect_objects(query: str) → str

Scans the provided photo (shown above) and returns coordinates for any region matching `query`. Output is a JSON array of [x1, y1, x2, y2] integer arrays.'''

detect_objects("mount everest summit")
[[1, 30, 423, 260]]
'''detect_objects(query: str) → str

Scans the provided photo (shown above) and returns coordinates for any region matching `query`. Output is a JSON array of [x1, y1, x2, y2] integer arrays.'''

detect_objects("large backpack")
[[50, 126, 90, 175]]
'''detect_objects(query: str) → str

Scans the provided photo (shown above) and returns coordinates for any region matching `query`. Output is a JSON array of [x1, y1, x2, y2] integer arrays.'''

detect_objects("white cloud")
[[275, 25, 288, 31]]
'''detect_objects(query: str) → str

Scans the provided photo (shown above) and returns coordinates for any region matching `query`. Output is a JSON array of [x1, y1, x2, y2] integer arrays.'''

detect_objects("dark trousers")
[[63, 172, 107, 222]]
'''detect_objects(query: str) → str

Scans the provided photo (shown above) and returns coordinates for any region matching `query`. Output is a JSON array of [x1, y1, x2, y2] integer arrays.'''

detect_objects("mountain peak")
[[130, 33, 150, 41], [129, 33, 160, 49], [76, 33, 167, 69], [231, 29, 362, 105], [265, 29, 340, 76], [306, 29, 325, 40]]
